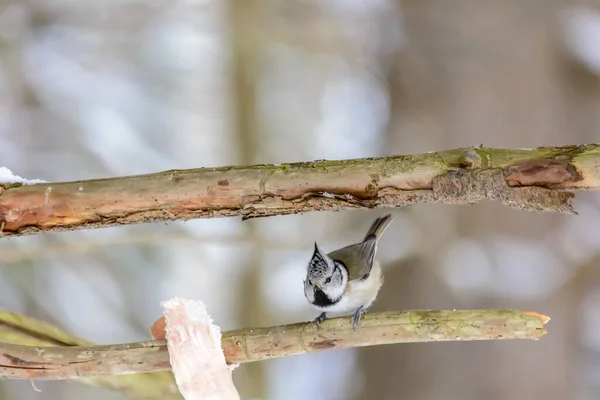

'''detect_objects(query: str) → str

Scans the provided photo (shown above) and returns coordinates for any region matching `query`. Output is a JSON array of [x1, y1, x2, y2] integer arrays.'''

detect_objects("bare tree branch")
[[0, 144, 598, 237], [0, 309, 549, 381], [0, 310, 182, 400]]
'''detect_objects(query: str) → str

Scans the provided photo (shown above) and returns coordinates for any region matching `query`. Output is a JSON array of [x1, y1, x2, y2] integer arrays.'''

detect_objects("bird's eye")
[[325, 277, 331, 284]]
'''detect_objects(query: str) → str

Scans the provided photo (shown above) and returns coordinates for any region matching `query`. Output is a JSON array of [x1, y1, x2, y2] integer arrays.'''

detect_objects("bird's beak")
[[308, 279, 322, 291]]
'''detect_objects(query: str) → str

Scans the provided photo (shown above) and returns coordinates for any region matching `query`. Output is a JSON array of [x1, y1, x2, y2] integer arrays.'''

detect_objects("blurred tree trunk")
[[229, 0, 268, 398]]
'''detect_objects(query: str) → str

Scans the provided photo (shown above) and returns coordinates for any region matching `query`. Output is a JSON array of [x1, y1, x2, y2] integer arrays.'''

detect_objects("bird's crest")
[[309, 242, 330, 279]]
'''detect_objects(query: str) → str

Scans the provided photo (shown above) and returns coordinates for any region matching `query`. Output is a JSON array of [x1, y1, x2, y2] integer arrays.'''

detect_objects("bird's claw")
[[351, 307, 366, 331], [314, 312, 327, 328]]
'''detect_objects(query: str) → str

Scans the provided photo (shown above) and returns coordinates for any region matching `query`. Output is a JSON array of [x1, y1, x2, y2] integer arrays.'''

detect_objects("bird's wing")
[[329, 214, 393, 281], [328, 240, 376, 281]]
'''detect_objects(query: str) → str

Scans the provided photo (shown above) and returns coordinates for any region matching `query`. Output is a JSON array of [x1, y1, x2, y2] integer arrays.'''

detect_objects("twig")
[[0, 144, 598, 237], [0, 309, 549, 381], [0, 310, 182, 400]]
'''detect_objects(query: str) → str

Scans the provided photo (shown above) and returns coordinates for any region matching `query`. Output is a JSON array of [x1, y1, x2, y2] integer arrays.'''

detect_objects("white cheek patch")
[[304, 282, 315, 302]]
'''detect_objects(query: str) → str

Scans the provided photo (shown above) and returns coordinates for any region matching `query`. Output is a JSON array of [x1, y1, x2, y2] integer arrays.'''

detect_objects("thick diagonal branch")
[[2, 144, 599, 237], [0, 309, 549, 381]]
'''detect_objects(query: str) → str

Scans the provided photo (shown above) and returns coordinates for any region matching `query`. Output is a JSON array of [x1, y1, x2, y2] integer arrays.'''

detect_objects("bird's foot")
[[351, 306, 366, 331], [313, 312, 327, 328]]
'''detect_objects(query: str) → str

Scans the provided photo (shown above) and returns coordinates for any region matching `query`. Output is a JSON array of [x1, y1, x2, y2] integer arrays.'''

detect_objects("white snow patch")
[[0, 167, 46, 185]]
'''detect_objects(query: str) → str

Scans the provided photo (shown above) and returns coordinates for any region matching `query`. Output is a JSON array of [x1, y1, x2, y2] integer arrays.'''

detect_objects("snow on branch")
[[1, 144, 598, 237], [0, 167, 46, 185]]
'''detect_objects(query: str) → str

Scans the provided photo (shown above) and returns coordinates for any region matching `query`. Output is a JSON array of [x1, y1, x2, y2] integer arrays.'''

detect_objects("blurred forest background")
[[1, 1, 600, 399]]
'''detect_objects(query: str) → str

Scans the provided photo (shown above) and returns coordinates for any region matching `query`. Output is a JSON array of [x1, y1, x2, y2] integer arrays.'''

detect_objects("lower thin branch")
[[0, 309, 549, 381], [0, 310, 182, 400]]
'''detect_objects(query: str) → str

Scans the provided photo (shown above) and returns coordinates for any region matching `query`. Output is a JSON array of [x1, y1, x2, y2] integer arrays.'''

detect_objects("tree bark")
[[1, 144, 598, 237]]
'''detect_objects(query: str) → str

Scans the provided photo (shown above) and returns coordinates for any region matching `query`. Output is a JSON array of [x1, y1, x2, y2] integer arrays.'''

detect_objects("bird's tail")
[[363, 214, 394, 242]]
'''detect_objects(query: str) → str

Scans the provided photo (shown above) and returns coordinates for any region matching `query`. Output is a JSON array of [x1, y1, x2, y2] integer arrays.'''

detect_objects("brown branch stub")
[[0, 309, 549, 380], [1, 144, 598, 237]]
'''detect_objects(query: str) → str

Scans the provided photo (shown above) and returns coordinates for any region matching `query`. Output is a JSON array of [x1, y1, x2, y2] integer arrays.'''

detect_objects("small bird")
[[303, 214, 393, 330]]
